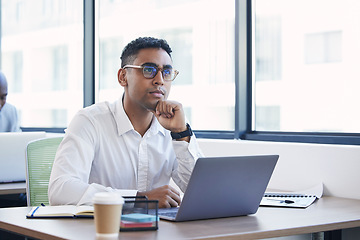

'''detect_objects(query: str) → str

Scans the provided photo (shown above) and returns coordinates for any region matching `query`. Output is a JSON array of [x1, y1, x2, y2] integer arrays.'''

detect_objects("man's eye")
[[163, 69, 172, 76], [144, 67, 155, 73]]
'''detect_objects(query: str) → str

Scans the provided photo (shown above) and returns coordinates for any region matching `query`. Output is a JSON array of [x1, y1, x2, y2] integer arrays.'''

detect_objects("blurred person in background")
[[0, 71, 21, 132], [0, 71, 25, 210]]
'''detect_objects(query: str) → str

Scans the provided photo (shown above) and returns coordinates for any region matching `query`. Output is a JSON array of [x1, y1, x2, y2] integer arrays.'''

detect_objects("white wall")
[[197, 139, 360, 240], [198, 139, 360, 199]]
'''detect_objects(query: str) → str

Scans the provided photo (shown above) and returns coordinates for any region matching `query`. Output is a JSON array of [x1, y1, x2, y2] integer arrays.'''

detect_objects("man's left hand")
[[152, 100, 188, 134]]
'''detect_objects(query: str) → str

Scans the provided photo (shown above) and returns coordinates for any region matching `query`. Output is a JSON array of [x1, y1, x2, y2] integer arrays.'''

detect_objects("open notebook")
[[260, 183, 323, 208]]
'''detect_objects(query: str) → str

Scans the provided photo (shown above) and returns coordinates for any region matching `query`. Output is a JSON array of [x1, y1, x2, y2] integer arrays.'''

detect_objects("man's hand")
[[137, 185, 181, 208], [152, 100, 189, 140]]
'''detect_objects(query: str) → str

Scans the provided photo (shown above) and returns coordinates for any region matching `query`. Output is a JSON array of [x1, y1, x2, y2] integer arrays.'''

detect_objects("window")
[[1, 0, 83, 128], [304, 31, 342, 64], [255, 106, 280, 131], [99, 38, 123, 90], [254, 0, 360, 134], [2, 51, 23, 93], [97, 0, 235, 131], [1, 0, 360, 145], [255, 15, 282, 81]]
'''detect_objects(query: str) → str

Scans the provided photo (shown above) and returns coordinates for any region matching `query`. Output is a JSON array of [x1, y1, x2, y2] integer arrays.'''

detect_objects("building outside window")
[[1, 0, 83, 128], [254, 0, 360, 133], [2, 0, 360, 139], [97, 0, 235, 131]]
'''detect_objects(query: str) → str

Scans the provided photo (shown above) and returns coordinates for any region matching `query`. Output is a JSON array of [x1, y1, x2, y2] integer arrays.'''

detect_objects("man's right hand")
[[137, 185, 181, 208]]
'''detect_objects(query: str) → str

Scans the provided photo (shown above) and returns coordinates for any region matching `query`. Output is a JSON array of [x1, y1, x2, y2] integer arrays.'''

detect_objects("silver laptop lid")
[[0, 132, 46, 183], [173, 155, 278, 221]]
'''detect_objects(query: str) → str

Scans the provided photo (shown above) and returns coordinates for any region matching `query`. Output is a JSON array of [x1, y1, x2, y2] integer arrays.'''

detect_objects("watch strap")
[[171, 123, 193, 140]]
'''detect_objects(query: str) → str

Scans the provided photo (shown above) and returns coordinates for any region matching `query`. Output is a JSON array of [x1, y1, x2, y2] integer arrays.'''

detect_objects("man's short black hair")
[[120, 37, 172, 67]]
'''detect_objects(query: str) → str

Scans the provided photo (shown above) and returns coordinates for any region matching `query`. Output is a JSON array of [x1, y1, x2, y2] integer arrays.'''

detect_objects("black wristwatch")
[[171, 123, 193, 140]]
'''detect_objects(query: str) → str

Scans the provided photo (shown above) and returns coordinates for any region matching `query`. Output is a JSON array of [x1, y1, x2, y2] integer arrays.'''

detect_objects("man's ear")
[[117, 68, 127, 86]]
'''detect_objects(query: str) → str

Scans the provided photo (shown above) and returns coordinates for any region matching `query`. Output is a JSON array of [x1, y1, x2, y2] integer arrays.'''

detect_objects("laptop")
[[158, 155, 279, 222], [0, 132, 46, 183]]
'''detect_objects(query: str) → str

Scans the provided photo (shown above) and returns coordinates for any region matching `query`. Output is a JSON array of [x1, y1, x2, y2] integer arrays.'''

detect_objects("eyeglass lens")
[[143, 66, 174, 81]]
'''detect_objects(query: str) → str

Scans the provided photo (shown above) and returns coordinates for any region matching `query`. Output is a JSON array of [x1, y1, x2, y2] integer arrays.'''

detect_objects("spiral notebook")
[[260, 183, 323, 208]]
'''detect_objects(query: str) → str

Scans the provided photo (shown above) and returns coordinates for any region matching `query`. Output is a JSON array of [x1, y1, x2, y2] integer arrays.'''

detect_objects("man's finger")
[[168, 197, 180, 208], [168, 188, 181, 205]]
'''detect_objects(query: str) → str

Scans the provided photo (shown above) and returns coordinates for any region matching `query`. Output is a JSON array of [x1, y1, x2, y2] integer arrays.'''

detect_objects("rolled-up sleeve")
[[171, 135, 204, 193]]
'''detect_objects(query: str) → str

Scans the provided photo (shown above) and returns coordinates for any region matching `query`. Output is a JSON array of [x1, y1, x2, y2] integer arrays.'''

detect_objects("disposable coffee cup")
[[93, 192, 124, 239]]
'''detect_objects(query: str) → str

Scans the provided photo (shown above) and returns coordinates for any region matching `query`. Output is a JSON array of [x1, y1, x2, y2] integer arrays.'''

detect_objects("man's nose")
[[153, 71, 165, 85]]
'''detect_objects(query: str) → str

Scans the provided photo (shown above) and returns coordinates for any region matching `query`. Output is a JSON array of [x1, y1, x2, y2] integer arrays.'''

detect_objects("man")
[[49, 37, 203, 208], [0, 71, 24, 209], [0, 71, 21, 132]]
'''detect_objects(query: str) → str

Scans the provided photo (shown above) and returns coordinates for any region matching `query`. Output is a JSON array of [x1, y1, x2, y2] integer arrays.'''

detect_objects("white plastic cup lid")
[[93, 192, 124, 205]]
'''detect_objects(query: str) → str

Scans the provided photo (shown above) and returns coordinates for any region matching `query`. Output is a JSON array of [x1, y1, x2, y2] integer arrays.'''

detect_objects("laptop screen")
[[0, 132, 46, 183], [159, 155, 279, 221]]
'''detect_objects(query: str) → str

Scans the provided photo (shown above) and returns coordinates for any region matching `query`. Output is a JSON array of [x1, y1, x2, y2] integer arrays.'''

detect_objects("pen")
[[30, 206, 40, 217], [266, 198, 294, 204]]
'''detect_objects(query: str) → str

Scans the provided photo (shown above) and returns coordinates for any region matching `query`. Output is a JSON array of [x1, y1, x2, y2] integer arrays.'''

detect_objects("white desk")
[[0, 182, 26, 195], [1, 196, 360, 240]]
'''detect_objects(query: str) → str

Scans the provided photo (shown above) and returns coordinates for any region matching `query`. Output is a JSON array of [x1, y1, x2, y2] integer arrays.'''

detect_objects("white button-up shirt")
[[48, 98, 203, 206], [0, 103, 21, 132]]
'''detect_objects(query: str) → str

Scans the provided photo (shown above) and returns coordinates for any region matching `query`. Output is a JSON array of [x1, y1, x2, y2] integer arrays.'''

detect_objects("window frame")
[[17, 0, 360, 145], [241, 0, 360, 145]]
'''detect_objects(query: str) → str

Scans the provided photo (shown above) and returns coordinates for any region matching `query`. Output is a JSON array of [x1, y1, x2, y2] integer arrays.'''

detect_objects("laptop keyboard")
[[159, 211, 177, 218], [158, 207, 179, 219]]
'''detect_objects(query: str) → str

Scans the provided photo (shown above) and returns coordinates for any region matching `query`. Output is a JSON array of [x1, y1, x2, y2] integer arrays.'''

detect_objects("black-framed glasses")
[[123, 65, 179, 81]]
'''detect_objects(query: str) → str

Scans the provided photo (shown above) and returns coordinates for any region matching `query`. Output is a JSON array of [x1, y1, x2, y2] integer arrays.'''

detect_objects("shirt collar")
[[111, 97, 166, 137], [149, 116, 166, 137]]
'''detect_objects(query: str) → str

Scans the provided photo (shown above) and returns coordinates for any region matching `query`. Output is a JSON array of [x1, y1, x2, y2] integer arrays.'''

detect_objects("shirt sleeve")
[[48, 112, 137, 206], [12, 107, 21, 132], [171, 135, 204, 193]]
